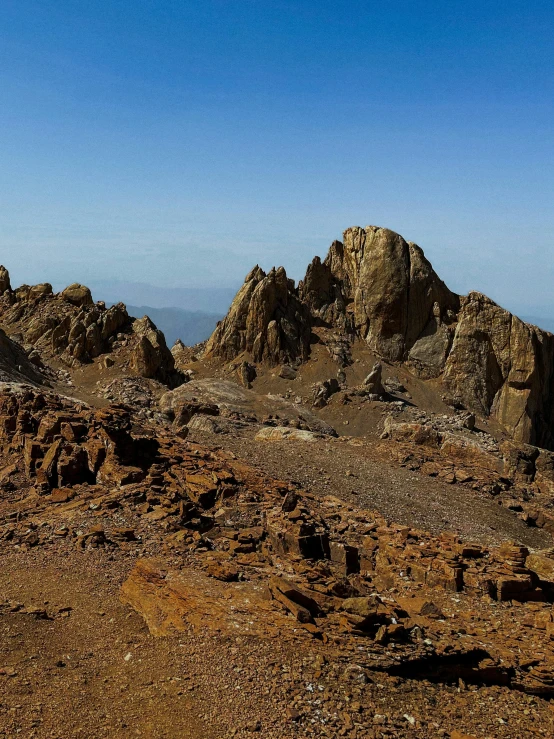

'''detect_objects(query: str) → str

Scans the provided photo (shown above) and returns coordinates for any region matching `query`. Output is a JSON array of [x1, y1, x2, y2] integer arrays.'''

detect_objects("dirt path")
[[0, 554, 215, 738], [190, 428, 553, 549]]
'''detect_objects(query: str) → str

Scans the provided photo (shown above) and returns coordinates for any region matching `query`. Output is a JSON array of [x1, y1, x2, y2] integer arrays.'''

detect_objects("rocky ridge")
[[1, 236, 554, 737], [0, 268, 181, 387], [205, 226, 554, 450]]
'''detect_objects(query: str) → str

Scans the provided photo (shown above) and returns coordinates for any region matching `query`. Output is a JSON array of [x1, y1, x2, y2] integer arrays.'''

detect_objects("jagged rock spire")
[[205, 264, 311, 365], [205, 224, 554, 450], [0, 266, 11, 295]]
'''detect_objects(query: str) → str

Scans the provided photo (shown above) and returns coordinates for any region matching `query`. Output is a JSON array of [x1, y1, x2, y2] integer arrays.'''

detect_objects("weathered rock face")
[[442, 293, 554, 449], [301, 227, 459, 362], [0, 386, 160, 493], [0, 277, 181, 387], [208, 226, 458, 367], [206, 224, 554, 450], [0, 328, 46, 386], [0, 283, 129, 365], [131, 316, 179, 386], [205, 265, 312, 365]]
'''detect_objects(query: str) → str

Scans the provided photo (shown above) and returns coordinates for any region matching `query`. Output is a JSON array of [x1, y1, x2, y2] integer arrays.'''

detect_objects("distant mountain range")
[[90, 281, 237, 314], [110, 304, 223, 347], [92, 282, 233, 346]]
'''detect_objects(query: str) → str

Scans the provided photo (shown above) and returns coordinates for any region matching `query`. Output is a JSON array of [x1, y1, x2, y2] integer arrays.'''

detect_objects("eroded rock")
[[204, 224, 554, 450]]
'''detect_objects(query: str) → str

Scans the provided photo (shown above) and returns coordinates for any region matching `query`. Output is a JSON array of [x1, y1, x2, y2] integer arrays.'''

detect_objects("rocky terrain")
[[206, 226, 554, 450], [0, 274, 180, 390], [1, 225, 554, 739]]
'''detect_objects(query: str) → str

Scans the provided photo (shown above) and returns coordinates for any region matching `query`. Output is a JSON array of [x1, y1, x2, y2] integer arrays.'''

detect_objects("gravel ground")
[[1, 548, 554, 739], [188, 427, 552, 550], [0, 388, 552, 738]]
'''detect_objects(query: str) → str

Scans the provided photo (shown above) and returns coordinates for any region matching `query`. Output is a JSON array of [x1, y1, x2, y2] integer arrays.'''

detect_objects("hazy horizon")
[[2, 2, 554, 320], [3, 229, 554, 324]]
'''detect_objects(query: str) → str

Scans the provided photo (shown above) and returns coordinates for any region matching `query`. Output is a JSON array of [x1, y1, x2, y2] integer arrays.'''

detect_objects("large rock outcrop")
[[130, 316, 179, 385], [0, 328, 46, 386], [300, 226, 459, 361], [442, 293, 554, 449], [0, 267, 181, 388], [205, 265, 311, 365], [205, 225, 554, 450]]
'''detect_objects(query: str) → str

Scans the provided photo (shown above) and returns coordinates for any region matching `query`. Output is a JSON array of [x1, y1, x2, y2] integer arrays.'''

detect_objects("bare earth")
[[2, 548, 554, 739], [189, 426, 552, 549]]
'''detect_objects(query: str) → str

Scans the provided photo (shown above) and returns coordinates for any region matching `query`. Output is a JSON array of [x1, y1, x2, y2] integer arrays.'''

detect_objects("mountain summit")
[[206, 225, 554, 449]]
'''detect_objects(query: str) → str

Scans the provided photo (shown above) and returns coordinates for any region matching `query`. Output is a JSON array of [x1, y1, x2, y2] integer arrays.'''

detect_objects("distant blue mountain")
[[110, 304, 223, 347], [90, 281, 237, 315]]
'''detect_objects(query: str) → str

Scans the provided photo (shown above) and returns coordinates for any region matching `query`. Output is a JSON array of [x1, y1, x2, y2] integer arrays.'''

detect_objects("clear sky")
[[1, 1, 553, 317]]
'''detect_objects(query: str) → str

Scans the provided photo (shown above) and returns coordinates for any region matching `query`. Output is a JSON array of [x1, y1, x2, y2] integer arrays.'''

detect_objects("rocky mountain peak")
[[0, 275, 182, 388], [205, 261, 311, 365], [207, 224, 460, 366], [306, 225, 460, 361], [205, 224, 554, 450]]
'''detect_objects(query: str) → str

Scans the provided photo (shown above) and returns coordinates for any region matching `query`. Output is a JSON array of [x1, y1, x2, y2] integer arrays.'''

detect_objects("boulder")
[[61, 283, 93, 306], [101, 303, 128, 340], [382, 418, 441, 447], [526, 552, 554, 584], [236, 360, 256, 388], [28, 283, 52, 300], [278, 365, 297, 380], [131, 316, 179, 386], [363, 362, 384, 395], [255, 426, 323, 442]]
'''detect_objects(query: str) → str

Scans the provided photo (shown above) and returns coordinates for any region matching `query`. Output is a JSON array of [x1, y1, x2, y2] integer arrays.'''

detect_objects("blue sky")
[[1, 1, 553, 316]]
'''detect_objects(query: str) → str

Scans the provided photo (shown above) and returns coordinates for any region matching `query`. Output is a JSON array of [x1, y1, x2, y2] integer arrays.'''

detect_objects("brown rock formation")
[[301, 226, 459, 362], [0, 277, 181, 387], [130, 316, 178, 385], [0, 328, 45, 386], [206, 225, 554, 450], [60, 283, 94, 307], [442, 293, 554, 449], [0, 266, 11, 295], [205, 265, 312, 365]]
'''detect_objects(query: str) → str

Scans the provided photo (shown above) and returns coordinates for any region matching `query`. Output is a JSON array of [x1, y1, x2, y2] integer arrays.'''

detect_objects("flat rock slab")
[[255, 426, 324, 442], [120, 559, 309, 640], [160, 379, 336, 436]]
